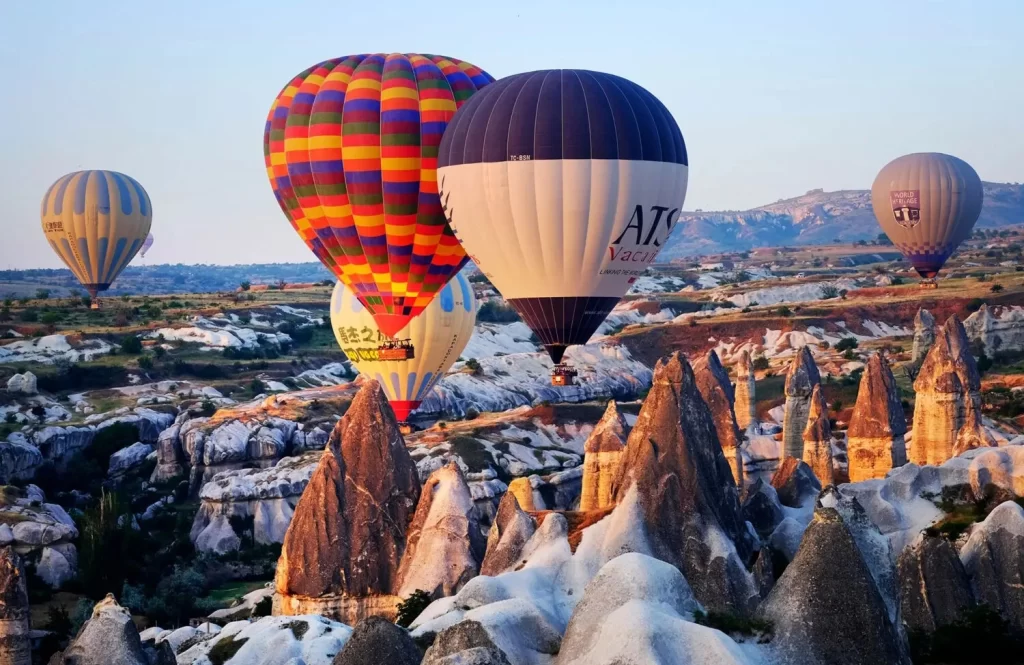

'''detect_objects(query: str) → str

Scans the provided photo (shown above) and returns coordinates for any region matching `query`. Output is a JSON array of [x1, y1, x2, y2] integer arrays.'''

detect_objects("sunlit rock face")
[[847, 353, 907, 482], [579, 401, 629, 512], [801, 384, 834, 487], [782, 346, 821, 460], [693, 350, 745, 487], [912, 308, 937, 365], [734, 350, 757, 432]]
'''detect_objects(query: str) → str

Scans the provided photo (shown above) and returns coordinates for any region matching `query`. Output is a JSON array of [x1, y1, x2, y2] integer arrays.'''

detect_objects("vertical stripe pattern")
[[266, 53, 493, 338]]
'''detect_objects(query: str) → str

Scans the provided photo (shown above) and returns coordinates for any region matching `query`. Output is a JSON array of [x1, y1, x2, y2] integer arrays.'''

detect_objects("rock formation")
[[960, 501, 1024, 631], [911, 315, 984, 466], [0, 548, 30, 665], [897, 534, 975, 633], [771, 457, 821, 509], [273, 380, 421, 624], [782, 346, 821, 460], [734, 350, 757, 432], [395, 462, 485, 600], [611, 352, 757, 614], [579, 401, 628, 512], [333, 616, 422, 665], [847, 353, 908, 482], [953, 404, 996, 456], [801, 385, 834, 486], [912, 308, 937, 364], [56, 594, 149, 665], [741, 479, 784, 540], [480, 492, 536, 577], [757, 508, 911, 665], [692, 350, 745, 487], [422, 620, 512, 665], [964, 303, 1024, 357], [506, 477, 538, 512], [5, 372, 36, 395]]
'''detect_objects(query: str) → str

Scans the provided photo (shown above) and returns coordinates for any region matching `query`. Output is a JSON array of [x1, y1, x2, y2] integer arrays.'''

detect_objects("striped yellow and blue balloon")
[[40, 170, 152, 297]]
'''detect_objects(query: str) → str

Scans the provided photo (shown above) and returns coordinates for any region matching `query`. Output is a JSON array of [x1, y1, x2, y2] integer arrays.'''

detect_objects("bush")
[[966, 298, 985, 313], [477, 300, 521, 323], [36, 289, 51, 300], [978, 352, 993, 375], [41, 311, 62, 325], [396, 589, 433, 628], [154, 345, 166, 359], [19, 308, 38, 322], [240, 280, 251, 291], [121, 335, 143, 354], [834, 337, 858, 352], [819, 285, 840, 299], [249, 378, 266, 395], [991, 284, 1005, 293], [199, 400, 217, 417], [138, 355, 154, 370], [464, 358, 482, 374], [776, 306, 792, 317], [909, 604, 1024, 664], [752, 356, 770, 371]]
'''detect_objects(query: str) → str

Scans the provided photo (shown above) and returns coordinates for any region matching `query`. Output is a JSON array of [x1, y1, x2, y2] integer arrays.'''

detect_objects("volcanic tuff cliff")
[[659, 182, 1024, 256]]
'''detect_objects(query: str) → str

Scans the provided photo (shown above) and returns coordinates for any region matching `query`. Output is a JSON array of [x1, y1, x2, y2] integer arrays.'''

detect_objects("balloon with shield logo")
[[871, 153, 983, 284], [437, 69, 688, 385], [330, 271, 476, 426]]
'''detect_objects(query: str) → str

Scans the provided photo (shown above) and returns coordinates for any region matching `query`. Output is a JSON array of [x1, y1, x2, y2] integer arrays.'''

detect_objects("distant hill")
[[660, 181, 1024, 258]]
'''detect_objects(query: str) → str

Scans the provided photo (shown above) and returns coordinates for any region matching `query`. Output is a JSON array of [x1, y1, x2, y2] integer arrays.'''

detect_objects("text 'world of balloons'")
[[40, 51, 984, 421]]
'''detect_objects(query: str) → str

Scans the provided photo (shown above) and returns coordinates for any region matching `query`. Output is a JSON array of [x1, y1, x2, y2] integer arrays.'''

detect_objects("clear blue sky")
[[1, 0, 1022, 269]]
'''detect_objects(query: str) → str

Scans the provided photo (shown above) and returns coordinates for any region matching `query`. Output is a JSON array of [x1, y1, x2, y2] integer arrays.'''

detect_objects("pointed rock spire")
[[801, 385, 834, 486], [0, 547, 30, 665], [953, 404, 996, 457], [911, 315, 983, 466], [734, 350, 757, 432], [395, 462, 485, 599], [847, 353, 908, 482], [481, 491, 537, 576], [692, 350, 745, 487], [580, 401, 628, 512], [897, 534, 975, 633], [507, 477, 538, 512], [783, 346, 821, 460], [612, 352, 757, 614], [912, 308, 937, 364], [274, 380, 421, 624]]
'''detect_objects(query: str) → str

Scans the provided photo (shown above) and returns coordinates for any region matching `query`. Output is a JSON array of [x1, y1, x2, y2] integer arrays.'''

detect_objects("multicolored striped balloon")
[[40, 170, 153, 299], [265, 53, 493, 338]]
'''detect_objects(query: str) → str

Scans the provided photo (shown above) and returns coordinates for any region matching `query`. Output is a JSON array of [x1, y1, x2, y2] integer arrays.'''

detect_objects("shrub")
[[464, 358, 482, 374], [19, 308, 38, 322], [199, 400, 217, 417], [396, 589, 433, 628], [121, 335, 143, 354], [776, 306, 792, 317], [36, 289, 51, 300], [249, 378, 266, 395], [966, 298, 985, 313], [240, 280, 251, 291], [752, 356, 770, 371], [909, 604, 1024, 664], [154, 345, 166, 359], [834, 337, 858, 352], [138, 355, 154, 370], [477, 300, 521, 323], [991, 284, 1005, 293], [820, 285, 840, 299], [41, 311, 62, 325]]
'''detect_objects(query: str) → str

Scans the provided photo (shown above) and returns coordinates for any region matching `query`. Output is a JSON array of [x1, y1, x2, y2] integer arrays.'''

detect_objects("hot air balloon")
[[140, 233, 154, 258], [265, 53, 493, 358], [330, 271, 476, 426], [41, 170, 152, 308], [437, 69, 688, 385], [871, 153, 983, 285]]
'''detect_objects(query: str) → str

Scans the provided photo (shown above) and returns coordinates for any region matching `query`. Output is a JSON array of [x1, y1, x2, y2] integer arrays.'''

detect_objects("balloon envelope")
[[330, 271, 476, 421], [266, 53, 493, 338], [41, 170, 153, 297], [437, 69, 688, 364], [870, 153, 983, 278], [140, 233, 154, 258]]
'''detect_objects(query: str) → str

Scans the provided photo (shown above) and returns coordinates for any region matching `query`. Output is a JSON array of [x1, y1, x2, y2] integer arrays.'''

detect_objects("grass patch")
[[208, 636, 249, 665], [201, 580, 268, 607], [909, 604, 1024, 663]]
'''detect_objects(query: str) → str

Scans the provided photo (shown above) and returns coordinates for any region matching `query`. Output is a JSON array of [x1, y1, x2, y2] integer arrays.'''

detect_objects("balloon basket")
[[398, 422, 414, 436], [90, 301, 100, 310], [919, 280, 938, 290], [378, 339, 415, 361], [551, 364, 578, 387]]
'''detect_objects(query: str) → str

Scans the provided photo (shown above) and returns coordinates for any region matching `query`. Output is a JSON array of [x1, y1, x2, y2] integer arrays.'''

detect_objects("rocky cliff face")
[[963, 304, 1024, 357], [911, 315, 984, 466], [783, 346, 821, 460], [0, 485, 78, 588], [579, 401, 628, 512], [273, 380, 420, 624], [611, 353, 757, 614], [395, 462, 485, 600], [0, 547, 30, 665], [692, 350, 745, 487], [480, 491, 537, 577], [801, 385, 834, 486], [847, 353, 908, 482], [734, 350, 756, 432], [55, 594, 150, 665], [912, 308, 937, 365], [960, 501, 1024, 631], [898, 534, 975, 633]]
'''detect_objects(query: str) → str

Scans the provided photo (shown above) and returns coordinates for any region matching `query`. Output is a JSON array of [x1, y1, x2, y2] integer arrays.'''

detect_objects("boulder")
[[32, 426, 95, 463], [960, 501, 1024, 631], [912, 308, 937, 365], [579, 401, 628, 512], [480, 492, 536, 577], [963, 304, 1024, 357], [734, 350, 757, 432], [5, 372, 37, 395], [107, 442, 155, 477], [782, 346, 821, 460], [96, 408, 174, 444], [741, 479, 784, 540], [611, 352, 757, 614], [57, 594, 148, 665], [897, 534, 975, 633], [757, 508, 911, 665], [274, 380, 421, 624], [422, 620, 512, 665], [770, 457, 821, 509], [847, 353, 908, 482], [0, 437, 43, 483], [175, 615, 351, 665], [911, 315, 982, 466], [0, 547, 30, 665], [801, 385, 834, 486], [333, 616, 421, 665], [692, 350, 745, 486], [395, 462, 485, 600]]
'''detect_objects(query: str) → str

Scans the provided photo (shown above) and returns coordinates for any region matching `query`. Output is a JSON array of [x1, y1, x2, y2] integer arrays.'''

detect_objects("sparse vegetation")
[[396, 589, 433, 628]]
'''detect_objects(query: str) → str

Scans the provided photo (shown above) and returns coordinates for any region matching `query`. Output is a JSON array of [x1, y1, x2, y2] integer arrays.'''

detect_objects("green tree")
[[121, 335, 143, 354], [396, 590, 432, 628], [240, 280, 251, 292], [76, 491, 142, 599], [36, 289, 51, 300], [835, 337, 858, 352]]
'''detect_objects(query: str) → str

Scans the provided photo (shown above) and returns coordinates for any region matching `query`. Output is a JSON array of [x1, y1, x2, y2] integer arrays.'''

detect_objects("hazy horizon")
[[2, 0, 1023, 269]]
